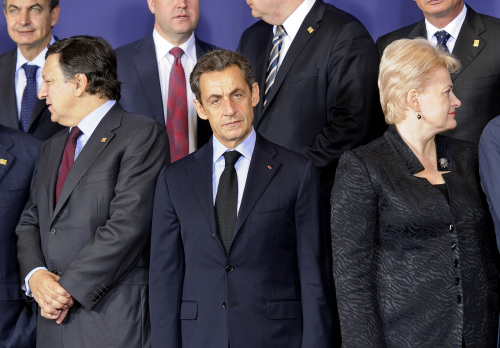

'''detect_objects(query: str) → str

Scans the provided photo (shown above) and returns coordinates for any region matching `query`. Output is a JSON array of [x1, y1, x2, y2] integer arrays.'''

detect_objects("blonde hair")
[[378, 38, 461, 124]]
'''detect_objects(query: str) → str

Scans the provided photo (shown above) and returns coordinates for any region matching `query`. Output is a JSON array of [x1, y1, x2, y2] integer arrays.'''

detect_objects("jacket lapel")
[[132, 36, 165, 126], [0, 129, 15, 183], [252, 28, 273, 125], [0, 50, 21, 130], [407, 19, 427, 39], [450, 6, 486, 81], [51, 105, 121, 222], [45, 130, 67, 214], [232, 134, 281, 241], [28, 98, 48, 131]]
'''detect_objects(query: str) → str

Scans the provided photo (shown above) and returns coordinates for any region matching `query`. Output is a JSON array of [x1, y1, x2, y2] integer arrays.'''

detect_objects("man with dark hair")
[[16, 35, 169, 348], [376, 0, 500, 143], [116, 0, 215, 162], [0, 0, 64, 140], [150, 49, 333, 348], [0, 124, 41, 348]]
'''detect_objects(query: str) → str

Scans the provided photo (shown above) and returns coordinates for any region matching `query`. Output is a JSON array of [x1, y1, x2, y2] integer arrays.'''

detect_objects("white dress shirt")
[[275, 0, 316, 68], [24, 100, 116, 295], [15, 36, 56, 120], [425, 5, 467, 53], [153, 29, 198, 153], [212, 128, 256, 214]]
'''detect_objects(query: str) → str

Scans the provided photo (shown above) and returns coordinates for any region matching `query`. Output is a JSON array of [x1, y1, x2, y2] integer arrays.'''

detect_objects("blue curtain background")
[[1, 1, 498, 54]]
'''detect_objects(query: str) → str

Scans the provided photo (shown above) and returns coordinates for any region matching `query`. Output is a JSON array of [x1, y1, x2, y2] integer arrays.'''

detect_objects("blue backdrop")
[[1, 1, 499, 54]]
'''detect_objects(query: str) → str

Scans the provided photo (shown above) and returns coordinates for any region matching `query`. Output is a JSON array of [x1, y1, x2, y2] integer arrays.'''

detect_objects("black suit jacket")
[[238, 0, 382, 190], [0, 48, 65, 140], [0, 125, 41, 348], [376, 4, 500, 144], [331, 125, 499, 347], [16, 104, 169, 347], [150, 133, 333, 347], [115, 35, 215, 149]]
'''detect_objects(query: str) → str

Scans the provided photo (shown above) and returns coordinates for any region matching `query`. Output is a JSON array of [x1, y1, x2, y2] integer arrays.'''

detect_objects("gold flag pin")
[[101, 138, 107, 143], [307, 27, 314, 34], [0, 159, 7, 165], [268, 165, 272, 170], [473, 40, 479, 47]]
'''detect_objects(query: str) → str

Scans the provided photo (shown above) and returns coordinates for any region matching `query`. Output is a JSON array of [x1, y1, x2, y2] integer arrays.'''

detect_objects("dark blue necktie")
[[20, 64, 39, 132], [215, 151, 242, 254], [435, 30, 451, 52]]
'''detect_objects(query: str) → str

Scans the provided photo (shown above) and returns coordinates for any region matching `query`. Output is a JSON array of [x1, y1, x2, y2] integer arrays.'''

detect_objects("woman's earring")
[[417, 114, 422, 119]]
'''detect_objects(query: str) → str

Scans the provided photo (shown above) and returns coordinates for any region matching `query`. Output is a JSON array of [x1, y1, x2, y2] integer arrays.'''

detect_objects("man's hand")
[[29, 270, 74, 323]]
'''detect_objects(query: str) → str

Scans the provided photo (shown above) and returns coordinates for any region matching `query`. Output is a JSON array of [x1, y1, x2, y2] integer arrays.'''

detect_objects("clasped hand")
[[29, 270, 74, 324]]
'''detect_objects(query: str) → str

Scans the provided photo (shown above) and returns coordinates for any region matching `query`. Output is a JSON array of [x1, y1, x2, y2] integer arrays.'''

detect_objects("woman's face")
[[418, 66, 461, 133]]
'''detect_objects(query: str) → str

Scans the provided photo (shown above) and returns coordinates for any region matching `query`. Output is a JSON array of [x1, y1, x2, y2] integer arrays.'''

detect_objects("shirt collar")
[[152, 29, 197, 63], [213, 128, 256, 164], [72, 100, 116, 138], [16, 36, 56, 72], [425, 4, 467, 41], [277, 0, 316, 41]]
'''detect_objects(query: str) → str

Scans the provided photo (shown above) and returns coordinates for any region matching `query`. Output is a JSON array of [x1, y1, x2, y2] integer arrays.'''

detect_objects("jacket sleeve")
[[149, 167, 184, 348], [330, 151, 385, 347]]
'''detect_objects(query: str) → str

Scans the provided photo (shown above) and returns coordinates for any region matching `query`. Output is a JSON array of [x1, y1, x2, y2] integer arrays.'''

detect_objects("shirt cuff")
[[24, 267, 48, 296]]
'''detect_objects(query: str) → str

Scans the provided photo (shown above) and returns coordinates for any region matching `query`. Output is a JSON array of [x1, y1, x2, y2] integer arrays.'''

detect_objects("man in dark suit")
[[376, 0, 500, 144], [16, 36, 169, 347], [0, 0, 65, 140], [150, 49, 333, 347], [237, 0, 381, 192], [116, 0, 215, 162], [0, 125, 41, 348]]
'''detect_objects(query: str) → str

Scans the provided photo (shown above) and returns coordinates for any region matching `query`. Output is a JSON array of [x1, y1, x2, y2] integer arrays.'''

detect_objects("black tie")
[[215, 151, 242, 254], [435, 30, 451, 52]]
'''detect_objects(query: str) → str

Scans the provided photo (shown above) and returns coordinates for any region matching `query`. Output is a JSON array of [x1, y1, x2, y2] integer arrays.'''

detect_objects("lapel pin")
[[307, 27, 314, 34], [438, 158, 449, 169], [473, 40, 479, 47], [268, 165, 272, 170], [101, 138, 107, 143], [0, 159, 6, 165]]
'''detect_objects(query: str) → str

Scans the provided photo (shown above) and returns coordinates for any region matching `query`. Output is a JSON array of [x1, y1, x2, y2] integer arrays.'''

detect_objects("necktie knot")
[[223, 151, 242, 166], [275, 25, 287, 39], [435, 30, 451, 51], [69, 126, 82, 140], [22, 63, 38, 80], [170, 47, 184, 60]]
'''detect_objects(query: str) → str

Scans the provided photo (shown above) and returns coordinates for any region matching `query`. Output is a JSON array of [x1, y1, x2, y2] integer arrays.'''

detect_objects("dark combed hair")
[[190, 49, 254, 103], [46, 35, 121, 101], [3, 0, 59, 11]]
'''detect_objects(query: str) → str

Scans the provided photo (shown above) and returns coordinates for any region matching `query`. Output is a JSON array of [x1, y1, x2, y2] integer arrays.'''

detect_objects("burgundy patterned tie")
[[166, 47, 189, 162], [55, 127, 82, 204]]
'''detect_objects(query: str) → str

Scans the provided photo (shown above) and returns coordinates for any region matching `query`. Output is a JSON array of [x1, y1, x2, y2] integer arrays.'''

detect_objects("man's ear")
[[194, 99, 208, 120], [73, 73, 88, 97], [251, 82, 259, 107], [50, 5, 61, 27]]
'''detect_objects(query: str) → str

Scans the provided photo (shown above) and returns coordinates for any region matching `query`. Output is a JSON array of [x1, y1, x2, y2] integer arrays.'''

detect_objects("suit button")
[[454, 259, 459, 268], [457, 295, 462, 303], [211, 233, 216, 238], [451, 242, 456, 250], [50, 228, 57, 235], [226, 265, 234, 273], [222, 302, 227, 309], [455, 277, 460, 285], [449, 224, 454, 233]]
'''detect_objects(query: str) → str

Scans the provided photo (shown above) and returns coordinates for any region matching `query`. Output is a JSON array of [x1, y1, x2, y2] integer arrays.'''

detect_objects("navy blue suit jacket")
[[0, 48, 65, 140], [0, 124, 41, 347], [115, 35, 215, 150], [150, 134, 333, 347]]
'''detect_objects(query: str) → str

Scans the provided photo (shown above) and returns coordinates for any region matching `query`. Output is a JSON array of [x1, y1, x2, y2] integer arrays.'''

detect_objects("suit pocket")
[[267, 300, 302, 319], [252, 207, 289, 223], [79, 169, 117, 185], [288, 68, 319, 83], [180, 301, 198, 320]]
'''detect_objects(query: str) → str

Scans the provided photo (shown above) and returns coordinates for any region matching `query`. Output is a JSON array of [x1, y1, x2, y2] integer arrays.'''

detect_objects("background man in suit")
[[0, 0, 64, 140], [0, 125, 41, 348], [376, 0, 500, 144], [16, 36, 168, 347], [150, 49, 333, 348], [116, 0, 215, 162], [237, 0, 381, 195]]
